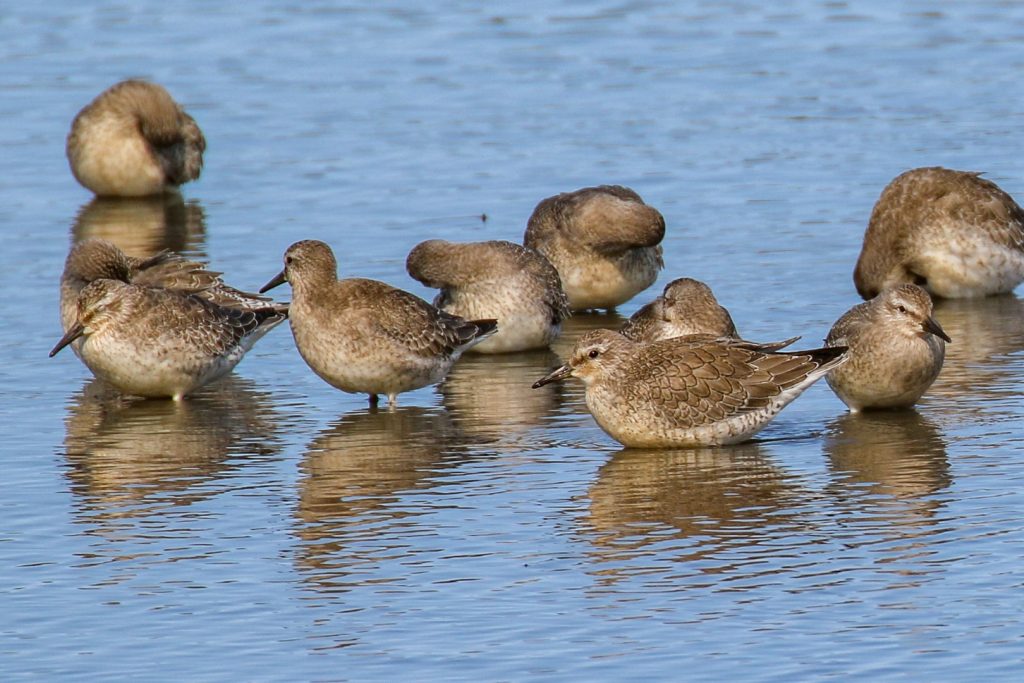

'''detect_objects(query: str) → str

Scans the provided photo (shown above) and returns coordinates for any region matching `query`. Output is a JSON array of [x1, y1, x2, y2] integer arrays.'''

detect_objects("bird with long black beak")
[[532, 329, 848, 448], [825, 283, 951, 411], [260, 239, 497, 408], [50, 278, 285, 400]]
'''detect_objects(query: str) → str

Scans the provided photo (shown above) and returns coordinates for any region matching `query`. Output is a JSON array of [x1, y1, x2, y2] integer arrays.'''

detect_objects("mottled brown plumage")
[[621, 277, 738, 342], [826, 284, 949, 411], [854, 167, 1024, 299], [61, 238, 282, 355], [533, 330, 847, 447], [406, 239, 570, 353], [524, 185, 665, 311], [262, 240, 496, 407], [50, 279, 285, 400], [67, 79, 206, 197]]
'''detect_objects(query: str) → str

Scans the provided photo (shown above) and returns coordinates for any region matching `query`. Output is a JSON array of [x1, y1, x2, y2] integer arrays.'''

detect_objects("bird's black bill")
[[923, 316, 952, 343], [532, 364, 572, 388], [260, 270, 287, 294], [49, 323, 84, 358]]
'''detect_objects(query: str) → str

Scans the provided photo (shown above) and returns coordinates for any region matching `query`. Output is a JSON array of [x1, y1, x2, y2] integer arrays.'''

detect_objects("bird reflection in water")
[[580, 443, 810, 588], [928, 295, 1024, 415], [439, 349, 564, 447], [294, 407, 464, 595], [70, 194, 206, 258], [62, 376, 283, 552], [824, 410, 950, 532]]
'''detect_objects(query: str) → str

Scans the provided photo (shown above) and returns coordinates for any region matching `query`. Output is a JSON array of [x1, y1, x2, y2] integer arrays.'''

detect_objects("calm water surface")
[[3, 1, 1024, 680]]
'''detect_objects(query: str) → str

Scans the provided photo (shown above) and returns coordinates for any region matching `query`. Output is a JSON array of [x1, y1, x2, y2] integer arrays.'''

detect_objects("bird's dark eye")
[[588, 349, 599, 359], [897, 305, 907, 313], [285, 256, 294, 265]]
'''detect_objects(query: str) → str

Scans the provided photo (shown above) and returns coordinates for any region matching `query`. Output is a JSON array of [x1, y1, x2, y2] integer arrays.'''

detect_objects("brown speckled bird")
[[825, 284, 950, 411], [524, 185, 665, 311], [533, 329, 848, 448], [50, 279, 285, 400], [60, 238, 282, 357], [406, 239, 570, 353], [262, 240, 497, 407], [854, 166, 1024, 299], [67, 79, 206, 197], [620, 277, 738, 342]]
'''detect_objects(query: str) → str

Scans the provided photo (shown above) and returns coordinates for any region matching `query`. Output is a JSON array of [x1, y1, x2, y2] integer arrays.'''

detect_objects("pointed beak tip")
[[259, 271, 287, 294], [532, 365, 571, 388], [923, 317, 952, 343], [49, 324, 84, 357]]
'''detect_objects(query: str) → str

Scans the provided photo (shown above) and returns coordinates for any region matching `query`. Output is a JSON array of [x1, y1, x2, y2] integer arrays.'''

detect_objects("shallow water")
[[4, 0, 1024, 679]]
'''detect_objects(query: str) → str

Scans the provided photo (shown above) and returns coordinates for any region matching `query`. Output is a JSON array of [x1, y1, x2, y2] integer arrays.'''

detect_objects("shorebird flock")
[[54, 79, 1024, 448]]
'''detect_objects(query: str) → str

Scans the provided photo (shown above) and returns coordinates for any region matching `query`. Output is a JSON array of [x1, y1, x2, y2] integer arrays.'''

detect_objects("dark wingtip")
[[815, 345, 849, 365], [256, 306, 289, 326], [787, 345, 849, 366], [472, 318, 499, 337]]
